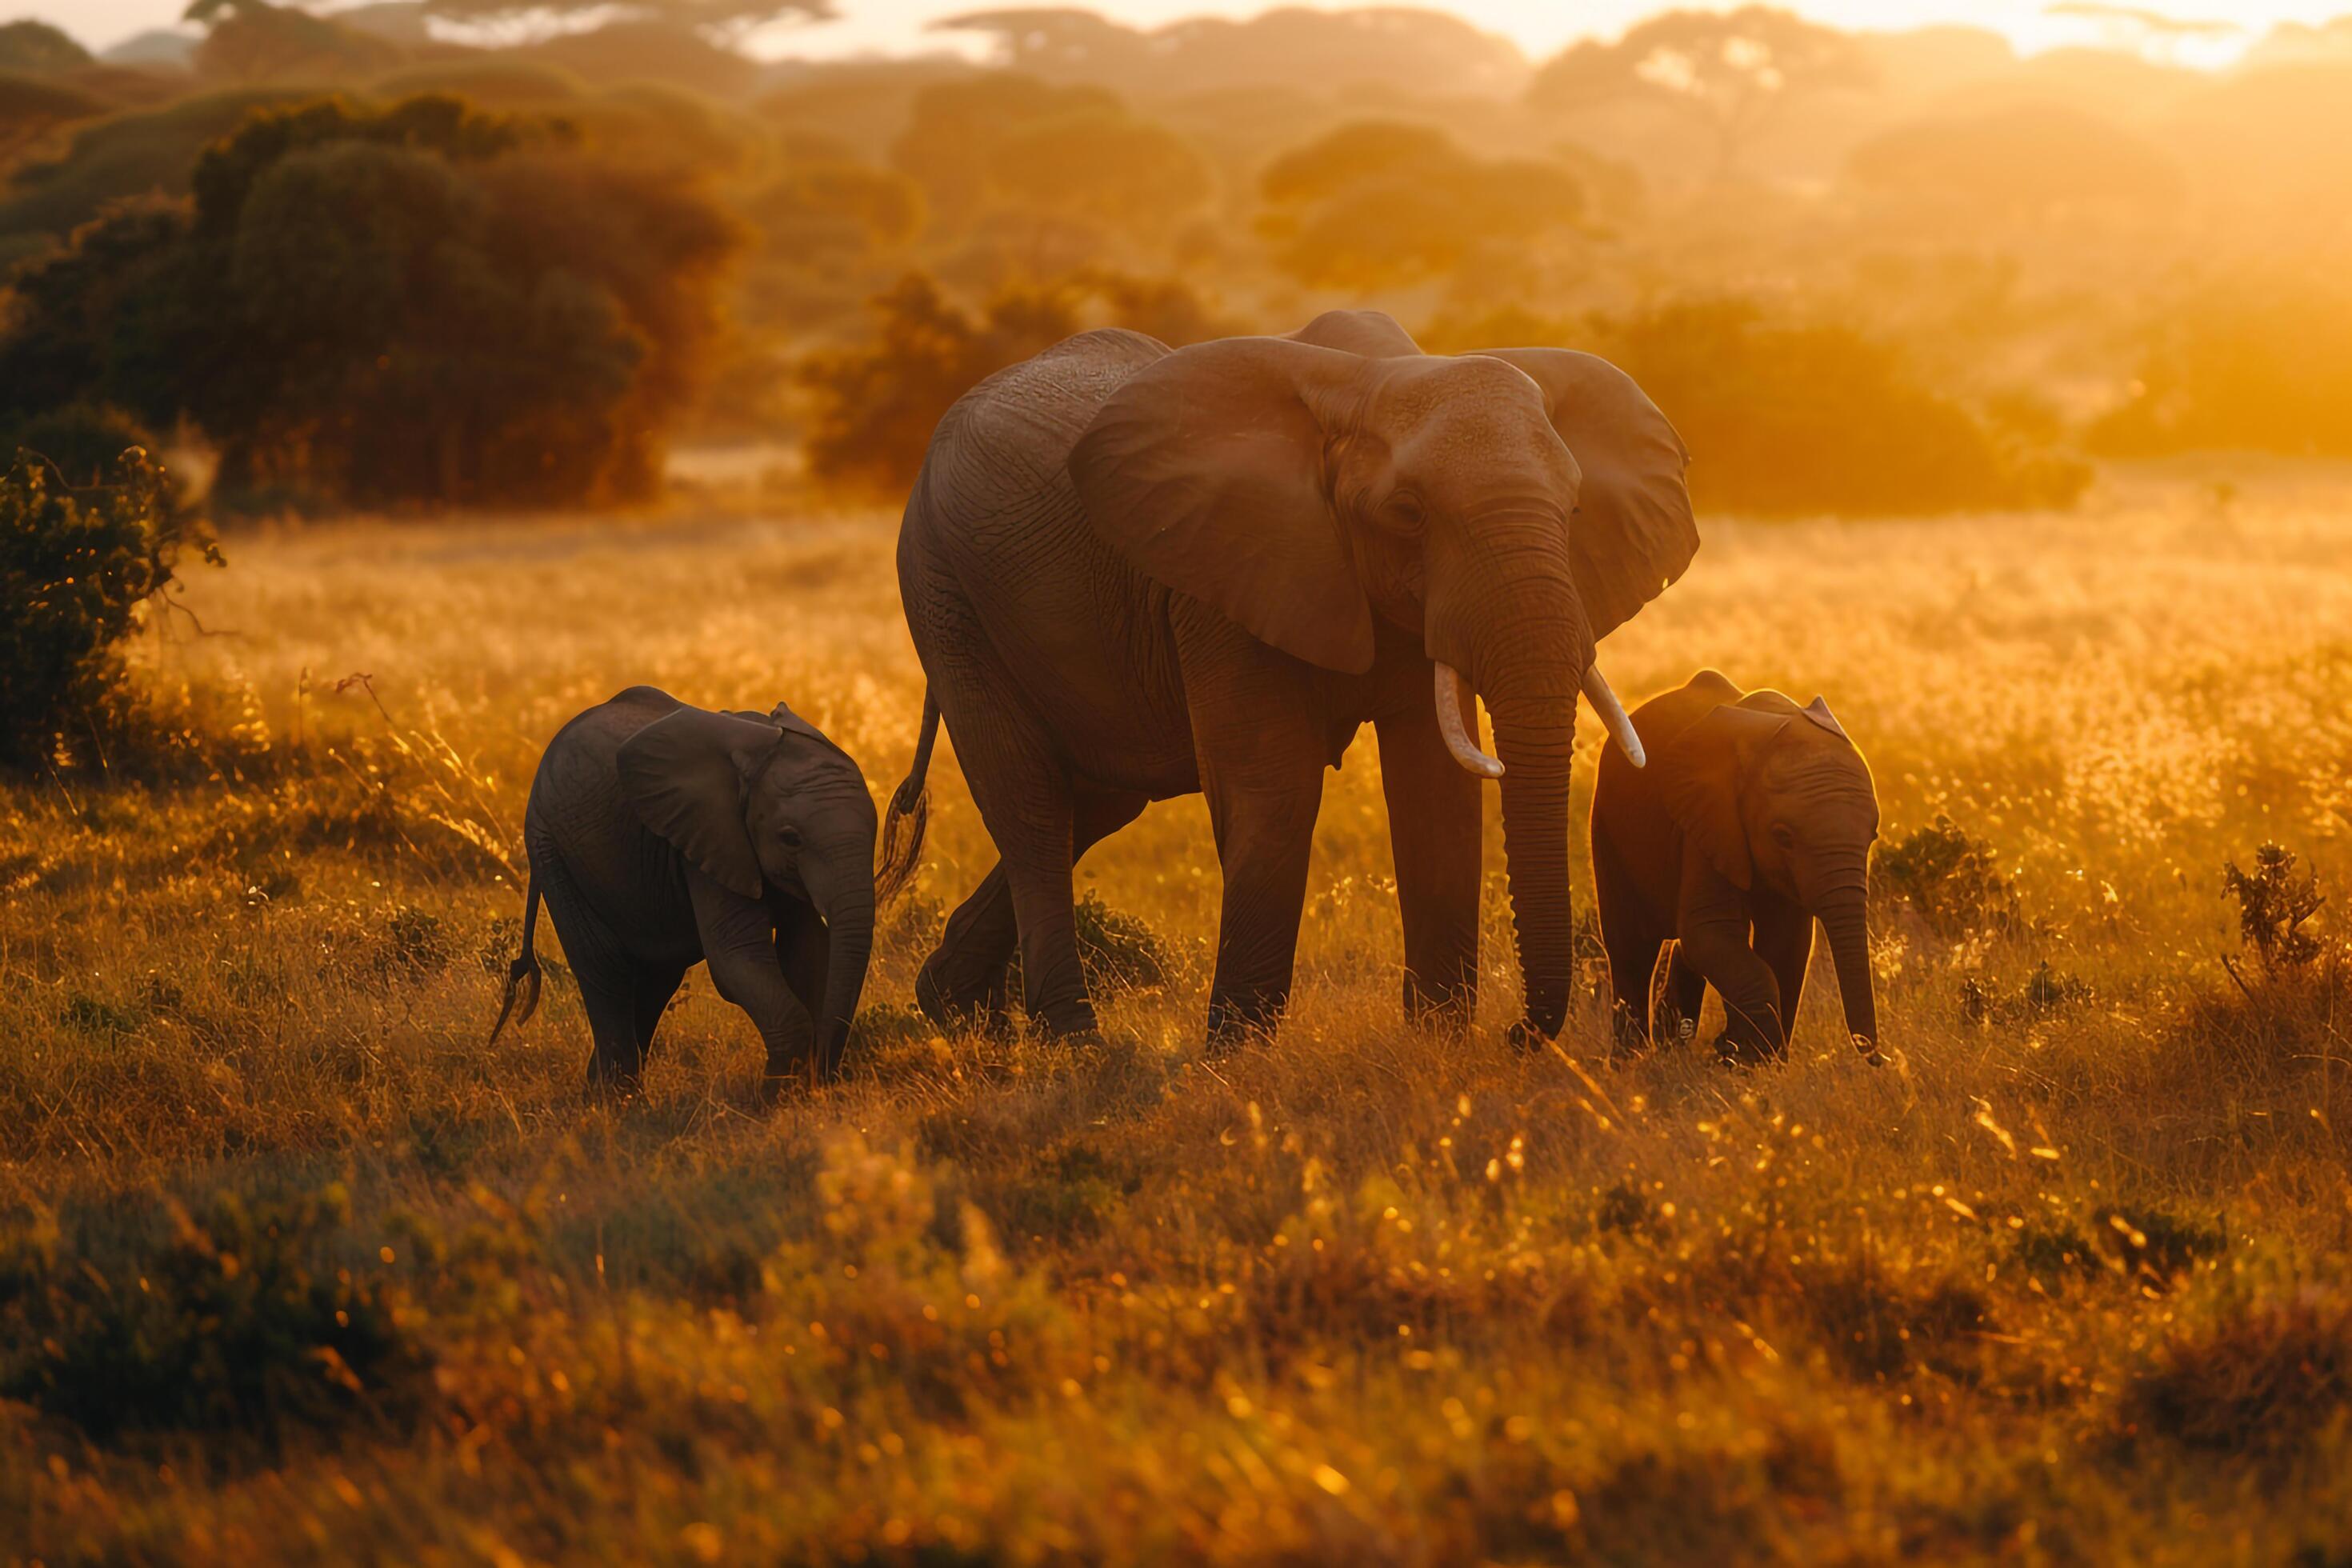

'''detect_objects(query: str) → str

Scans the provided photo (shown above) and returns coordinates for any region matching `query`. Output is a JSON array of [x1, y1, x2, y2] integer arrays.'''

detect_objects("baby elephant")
[[493, 686, 905, 1096], [1591, 670, 1881, 1063]]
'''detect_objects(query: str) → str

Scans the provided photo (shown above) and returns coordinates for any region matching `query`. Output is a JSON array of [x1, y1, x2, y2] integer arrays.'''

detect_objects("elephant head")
[[618, 704, 879, 1067], [1066, 313, 1696, 1038], [1656, 693, 1880, 1054]]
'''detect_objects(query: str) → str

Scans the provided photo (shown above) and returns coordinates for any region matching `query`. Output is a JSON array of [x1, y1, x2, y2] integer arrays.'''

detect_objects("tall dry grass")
[[3, 472, 2350, 1562]]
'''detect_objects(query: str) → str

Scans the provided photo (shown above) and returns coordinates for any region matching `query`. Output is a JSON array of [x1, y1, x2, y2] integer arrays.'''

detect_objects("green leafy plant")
[[0, 446, 218, 770]]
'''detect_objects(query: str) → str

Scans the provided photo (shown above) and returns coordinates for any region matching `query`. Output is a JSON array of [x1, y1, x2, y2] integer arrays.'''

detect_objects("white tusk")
[[1582, 664, 1645, 767], [1434, 662, 1504, 779]]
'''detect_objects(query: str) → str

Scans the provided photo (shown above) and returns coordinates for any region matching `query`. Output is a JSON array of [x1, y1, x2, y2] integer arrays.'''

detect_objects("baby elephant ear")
[[1802, 696, 1848, 740], [1467, 348, 1698, 642], [1655, 704, 1790, 891], [617, 706, 782, 900], [1069, 335, 1378, 674]]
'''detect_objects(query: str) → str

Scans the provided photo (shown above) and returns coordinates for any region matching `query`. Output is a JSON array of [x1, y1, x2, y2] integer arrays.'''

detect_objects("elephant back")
[[914, 329, 1170, 522]]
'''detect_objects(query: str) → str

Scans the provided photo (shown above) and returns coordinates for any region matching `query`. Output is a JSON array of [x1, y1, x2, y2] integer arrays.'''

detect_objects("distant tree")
[[889, 74, 1119, 231], [1257, 120, 1582, 290], [798, 269, 1234, 492], [935, 8, 1528, 98], [0, 94, 741, 506], [0, 71, 110, 167], [2093, 276, 2352, 459], [0, 18, 92, 73], [1529, 6, 1869, 181], [0, 87, 302, 240], [421, 0, 829, 33], [985, 103, 1212, 238], [1429, 298, 2083, 516], [184, 0, 407, 83], [1849, 105, 2182, 218], [747, 159, 923, 254]]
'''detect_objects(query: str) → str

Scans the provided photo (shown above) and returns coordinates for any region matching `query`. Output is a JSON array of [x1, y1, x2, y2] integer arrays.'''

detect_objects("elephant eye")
[[1770, 823, 1798, 850], [780, 826, 804, 850], [1379, 490, 1424, 531]]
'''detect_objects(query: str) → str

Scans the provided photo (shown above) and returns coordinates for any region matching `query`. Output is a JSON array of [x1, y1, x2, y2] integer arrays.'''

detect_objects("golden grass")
[[4, 471, 2350, 1563]]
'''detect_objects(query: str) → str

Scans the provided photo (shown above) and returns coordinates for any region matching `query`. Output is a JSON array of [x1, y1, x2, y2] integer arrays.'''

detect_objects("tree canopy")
[[1530, 6, 1869, 179], [0, 94, 740, 507]]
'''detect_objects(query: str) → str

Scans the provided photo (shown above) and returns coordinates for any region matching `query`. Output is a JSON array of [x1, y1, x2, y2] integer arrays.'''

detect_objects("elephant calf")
[[1591, 670, 1881, 1063], [491, 686, 911, 1096]]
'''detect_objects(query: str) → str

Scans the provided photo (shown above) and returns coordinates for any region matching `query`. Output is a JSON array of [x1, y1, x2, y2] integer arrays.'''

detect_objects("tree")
[[0, 71, 110, 168], [0, 94, 742, 506], [183, 0, 406, 83], [422, 0, 829, 31], [798, 270, 1233, 492], [0, 18, 91, 73], [1849, 105, 2182, 219], [1257, 121, 1582, 290], [1529, 6, 1869, 181]]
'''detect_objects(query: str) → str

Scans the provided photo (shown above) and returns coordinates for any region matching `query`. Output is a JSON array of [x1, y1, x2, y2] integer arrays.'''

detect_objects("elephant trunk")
[[1817, 890, 1878, 1058], [811, 854, 877, 1079], [1490, 690, 1578, 1039]]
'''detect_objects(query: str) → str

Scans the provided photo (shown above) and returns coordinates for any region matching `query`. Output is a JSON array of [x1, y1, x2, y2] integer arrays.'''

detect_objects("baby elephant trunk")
[[808, 849, 878, 1080], [1818, 892, 1878, 1059]]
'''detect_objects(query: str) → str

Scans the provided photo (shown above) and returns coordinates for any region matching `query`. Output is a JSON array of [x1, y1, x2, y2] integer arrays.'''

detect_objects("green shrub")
[[1874, 814, 2022, 940], [0, 446, 218, 770], [0, 1185, 428, 1446]]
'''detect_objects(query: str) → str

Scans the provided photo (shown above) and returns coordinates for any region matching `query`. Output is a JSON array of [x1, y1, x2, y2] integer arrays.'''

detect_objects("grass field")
[[5, 470, 2351, 1563]]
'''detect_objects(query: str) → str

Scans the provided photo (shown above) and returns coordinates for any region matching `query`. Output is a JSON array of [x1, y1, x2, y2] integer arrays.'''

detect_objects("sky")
[[28, 0, 2351, 68]]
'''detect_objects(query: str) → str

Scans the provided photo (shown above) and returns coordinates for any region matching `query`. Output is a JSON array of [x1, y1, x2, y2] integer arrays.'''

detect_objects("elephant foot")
[[916, 954, 1014, 1040], [1205, 992, 1284, 1057]]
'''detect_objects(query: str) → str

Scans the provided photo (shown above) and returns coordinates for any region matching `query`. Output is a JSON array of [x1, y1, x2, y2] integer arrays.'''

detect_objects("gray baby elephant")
[[492, 686, 917, 1096]]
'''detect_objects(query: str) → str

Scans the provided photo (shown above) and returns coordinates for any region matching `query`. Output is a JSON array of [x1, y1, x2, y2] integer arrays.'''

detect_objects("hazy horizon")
[[25, 0, 2352, 69]]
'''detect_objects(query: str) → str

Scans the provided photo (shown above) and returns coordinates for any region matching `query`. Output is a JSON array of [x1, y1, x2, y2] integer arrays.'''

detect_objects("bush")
[[0, 1185, 428, 1446], [0, 93, 742, 507], [0, 446, 218, 770], [798, 268, 1234, 493], [2123, 1296, 2352, 1457], [1873, 814, 2022, 941], [2093, 276, 2352, 459], [1427, 298, 2090, 518]]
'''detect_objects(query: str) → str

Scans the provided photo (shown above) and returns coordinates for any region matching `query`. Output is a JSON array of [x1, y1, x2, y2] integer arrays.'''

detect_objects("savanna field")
[[4, 469, 2351, 1563]]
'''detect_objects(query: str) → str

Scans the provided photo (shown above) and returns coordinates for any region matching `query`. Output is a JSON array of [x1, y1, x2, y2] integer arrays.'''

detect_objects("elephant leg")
[[918, 789, 1149, 1038], [632, 961, 688, 1062], [536, 854, 646, 1094], [686, 868, 815, 1086], [918, 870, 1016, 1035], [1374, 693, 1483, 1032], [1591, 828, 1666, 1054], [1678, 859, 1784, 1063], [1751, 894, 1815, 1054], [1179, 612, 1328, 1050], [1655, 941, 1706, 1047]]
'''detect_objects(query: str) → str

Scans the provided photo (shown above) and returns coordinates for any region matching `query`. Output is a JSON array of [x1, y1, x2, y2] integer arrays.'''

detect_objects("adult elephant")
[[886, 310, 1697, 1048]]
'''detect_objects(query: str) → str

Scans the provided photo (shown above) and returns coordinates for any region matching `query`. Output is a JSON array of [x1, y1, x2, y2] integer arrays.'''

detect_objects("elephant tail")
[[489, 877, 544, 1046], [876, 689, 937, 906]]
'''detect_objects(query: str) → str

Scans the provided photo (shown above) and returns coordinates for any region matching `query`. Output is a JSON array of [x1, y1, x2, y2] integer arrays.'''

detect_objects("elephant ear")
[[1802, 695, 1848, 740], [1469, 348, 1698, 641], [1656, 704, 1790, 891], [1069, 336, 1377, 674], [617, 706, 784, 900], [1286, 308, 1422, 358]]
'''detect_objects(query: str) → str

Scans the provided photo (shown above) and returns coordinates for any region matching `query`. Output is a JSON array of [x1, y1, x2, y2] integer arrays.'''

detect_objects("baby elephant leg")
[[537, 862, 647, 1095], [688, 870, 815, 1090]]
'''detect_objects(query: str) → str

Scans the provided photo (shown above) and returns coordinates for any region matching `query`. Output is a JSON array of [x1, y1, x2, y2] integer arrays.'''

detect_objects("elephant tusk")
[[1434, 662, 1504, 779], [1582, 664, 1646, 768]]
